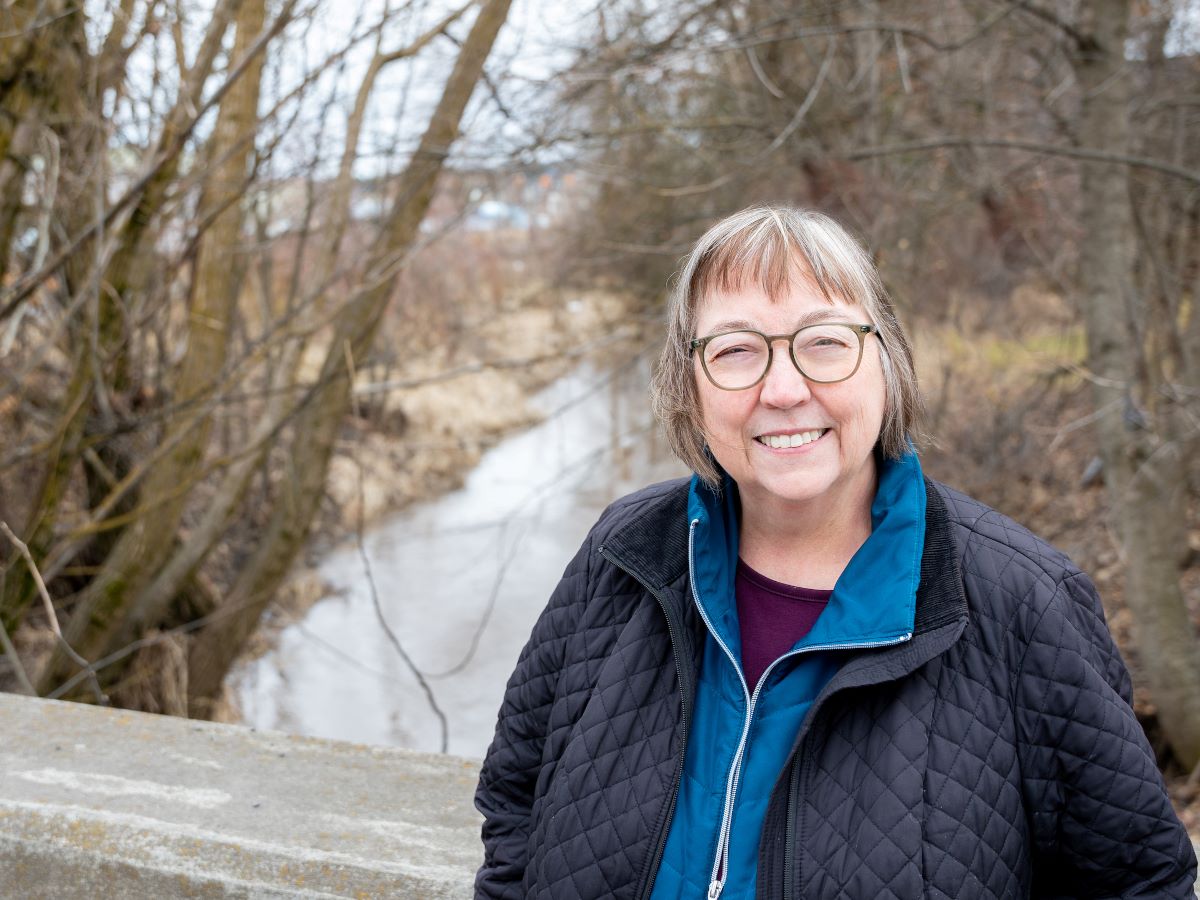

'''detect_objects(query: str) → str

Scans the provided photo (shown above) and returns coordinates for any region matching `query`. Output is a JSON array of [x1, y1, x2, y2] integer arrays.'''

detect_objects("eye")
[[713, 343, 753, 358], [704, 332, 765, 363], [796, 325, 855, 353], [798, 336, 850, 351]]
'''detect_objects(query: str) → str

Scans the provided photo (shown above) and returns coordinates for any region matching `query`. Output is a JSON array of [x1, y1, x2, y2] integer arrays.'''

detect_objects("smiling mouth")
[[754, 428, 829, 449]]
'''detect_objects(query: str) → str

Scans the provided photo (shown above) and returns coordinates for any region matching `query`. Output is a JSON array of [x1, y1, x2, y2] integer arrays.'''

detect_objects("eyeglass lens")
[[700, 324, 863, 389]]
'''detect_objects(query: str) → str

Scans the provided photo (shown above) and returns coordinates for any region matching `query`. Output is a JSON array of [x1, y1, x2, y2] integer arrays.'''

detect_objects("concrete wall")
[[0, 694, 482, 898], [1, 694, 1197, 898]]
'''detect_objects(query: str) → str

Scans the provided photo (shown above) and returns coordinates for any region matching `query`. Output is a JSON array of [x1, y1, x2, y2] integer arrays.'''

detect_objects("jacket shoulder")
[[584, 478, 692, 593], [931, 479, 1079, 587], [589, 477, 691, 544], [927, 479, 1128, 684]]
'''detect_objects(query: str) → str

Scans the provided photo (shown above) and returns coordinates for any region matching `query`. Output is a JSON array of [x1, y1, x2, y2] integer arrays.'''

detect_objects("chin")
[[746, 472, 841, 507]]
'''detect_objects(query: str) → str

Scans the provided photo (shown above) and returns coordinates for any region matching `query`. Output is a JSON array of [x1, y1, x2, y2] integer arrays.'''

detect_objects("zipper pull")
[[708, 880, 724, 899]]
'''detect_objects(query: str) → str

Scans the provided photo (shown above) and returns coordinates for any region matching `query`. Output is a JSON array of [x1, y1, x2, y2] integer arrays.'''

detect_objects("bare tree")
[[1071, 0, 1200, 768], [187, 0, 515, 712], [1, 0, 516, 717]]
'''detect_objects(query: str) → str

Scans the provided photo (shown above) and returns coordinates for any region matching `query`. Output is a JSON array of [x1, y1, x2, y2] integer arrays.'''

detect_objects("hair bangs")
[[689, 218, 838, 308]]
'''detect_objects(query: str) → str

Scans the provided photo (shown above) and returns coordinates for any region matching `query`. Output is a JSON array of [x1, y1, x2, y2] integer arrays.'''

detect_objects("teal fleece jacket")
[[650, 451, 926, 899]]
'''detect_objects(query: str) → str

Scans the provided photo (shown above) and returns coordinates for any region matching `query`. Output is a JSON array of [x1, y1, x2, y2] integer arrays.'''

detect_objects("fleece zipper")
[[686, 519, 912, 900]]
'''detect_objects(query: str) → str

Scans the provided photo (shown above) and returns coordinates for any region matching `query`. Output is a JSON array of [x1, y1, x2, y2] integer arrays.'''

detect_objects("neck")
[[736, 467, 877, 590]]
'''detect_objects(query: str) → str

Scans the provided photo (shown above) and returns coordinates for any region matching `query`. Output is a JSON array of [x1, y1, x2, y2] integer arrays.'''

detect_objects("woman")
[[474, 207, 1196, 899]]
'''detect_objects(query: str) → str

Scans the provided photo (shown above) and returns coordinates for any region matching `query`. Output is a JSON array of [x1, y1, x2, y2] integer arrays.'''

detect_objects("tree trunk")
[[99, 0, 241, 336], [0, 351, 90, 635], [0, 1, 94, 635], [1074, 0, 1200, 769], [37, 0, 270, 696], [186, 0, 515, 714]]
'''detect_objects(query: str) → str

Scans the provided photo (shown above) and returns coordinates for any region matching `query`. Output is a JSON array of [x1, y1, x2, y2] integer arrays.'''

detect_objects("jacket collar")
[[686, 452, 926, 654], [911, 479, 967, 634], [601, 472, 967, 642]]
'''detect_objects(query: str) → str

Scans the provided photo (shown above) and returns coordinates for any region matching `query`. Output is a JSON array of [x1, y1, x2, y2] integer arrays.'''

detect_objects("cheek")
[[697, 387, 753, 445], [829, 374, 886, 446], [845, 379, 887, 443]]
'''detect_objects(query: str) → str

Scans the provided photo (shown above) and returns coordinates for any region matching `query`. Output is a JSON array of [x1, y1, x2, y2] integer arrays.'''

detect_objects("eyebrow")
[[704, 309, 859, 333]]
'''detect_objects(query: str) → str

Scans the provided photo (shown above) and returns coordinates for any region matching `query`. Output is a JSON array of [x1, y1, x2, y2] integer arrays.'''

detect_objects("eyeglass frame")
[[688, 323, 879, 391]]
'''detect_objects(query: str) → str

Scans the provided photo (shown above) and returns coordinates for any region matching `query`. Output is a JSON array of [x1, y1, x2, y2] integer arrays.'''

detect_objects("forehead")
[[690, 238, 862, 313], [693, 276, 863, 333]]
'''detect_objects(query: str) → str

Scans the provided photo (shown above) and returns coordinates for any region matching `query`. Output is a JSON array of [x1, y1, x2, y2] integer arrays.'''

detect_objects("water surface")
[[233, 359, 686, 758]]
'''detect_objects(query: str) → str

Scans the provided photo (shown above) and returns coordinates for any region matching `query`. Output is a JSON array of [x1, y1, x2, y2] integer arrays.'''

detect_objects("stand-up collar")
[[686, 451, 926, 657]]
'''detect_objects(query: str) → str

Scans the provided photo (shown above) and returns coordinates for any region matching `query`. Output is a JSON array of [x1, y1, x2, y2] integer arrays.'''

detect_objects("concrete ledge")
[[1, 694, 1196, 898], [0, 694, 482, 898]]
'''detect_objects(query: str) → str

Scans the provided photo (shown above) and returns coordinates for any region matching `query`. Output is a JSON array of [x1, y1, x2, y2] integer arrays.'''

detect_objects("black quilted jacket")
[[475, 477, 1197, 899]]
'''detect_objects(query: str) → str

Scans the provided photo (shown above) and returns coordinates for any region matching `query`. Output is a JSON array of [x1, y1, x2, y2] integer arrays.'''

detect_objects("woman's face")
[[693, 277, 887, 516]]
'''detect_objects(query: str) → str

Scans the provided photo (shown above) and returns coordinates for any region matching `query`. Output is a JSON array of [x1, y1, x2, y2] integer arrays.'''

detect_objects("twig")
[[1004, 0, 1096, 54], [0, 522, 108, 705], [424, 519, 524, 680], [46, 595, 249, 701], [353, 443, 449, 753], [651, 37, 836, 198], [1032, 397, 1122, 453], [0, 610, 37, 697], [745, 45, 786, 100], [840, 137, 1200, 186], [343, 339, 360, 418], [354, 322, 647, 395]]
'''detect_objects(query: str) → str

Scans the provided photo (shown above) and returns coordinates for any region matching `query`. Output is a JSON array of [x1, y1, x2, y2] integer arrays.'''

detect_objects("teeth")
[[760, 429, 825, 449]]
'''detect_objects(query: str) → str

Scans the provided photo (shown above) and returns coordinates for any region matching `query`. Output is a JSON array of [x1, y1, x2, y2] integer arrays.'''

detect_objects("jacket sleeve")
[[473, 533, 594, 899], [1016, 569, 1197, 899]]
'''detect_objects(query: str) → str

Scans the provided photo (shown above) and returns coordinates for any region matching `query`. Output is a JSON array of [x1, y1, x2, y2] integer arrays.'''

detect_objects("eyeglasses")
[[689, 323, 878, 391]]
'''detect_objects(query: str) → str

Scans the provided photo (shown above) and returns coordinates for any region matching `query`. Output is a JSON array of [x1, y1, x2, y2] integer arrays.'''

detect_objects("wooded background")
[[0, 0, 1198, 791]]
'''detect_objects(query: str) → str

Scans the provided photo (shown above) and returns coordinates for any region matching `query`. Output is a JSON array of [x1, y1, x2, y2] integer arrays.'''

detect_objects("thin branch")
[[745, 45, 786, 100], [354, 318, 654, 395], [839, 137, 1200, 186], [0, 607, 37, 696], [894, 32, 912, 95], [423, 520, 524, 680], [353, 441, 449, 753], [45, 580, 274, 701], [0, 522, 108, 704], [1003, 0, 1097, 54], [0, 5, 80, 39], [650, 37, 836, 199], [1030, 397, 1123, 453], [640, 7, 1019, 67]]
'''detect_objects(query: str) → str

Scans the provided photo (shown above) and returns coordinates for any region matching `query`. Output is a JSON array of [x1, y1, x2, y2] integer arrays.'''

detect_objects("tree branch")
[[0, 0, 307, 324], [0, 607, 37, 696], [0, 522, 107, 704], [840, 137, 1200, 186]]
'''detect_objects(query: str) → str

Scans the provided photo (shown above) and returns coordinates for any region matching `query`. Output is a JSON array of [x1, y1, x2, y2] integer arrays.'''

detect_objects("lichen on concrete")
[[0, 694, 482, 898]]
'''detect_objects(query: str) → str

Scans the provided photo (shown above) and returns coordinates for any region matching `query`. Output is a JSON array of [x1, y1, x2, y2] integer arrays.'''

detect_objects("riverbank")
[[226, 287, 654, 694], [330, 288, 647, 531]]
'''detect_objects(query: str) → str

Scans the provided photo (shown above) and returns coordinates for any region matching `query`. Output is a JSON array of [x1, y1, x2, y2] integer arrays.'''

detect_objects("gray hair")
[[650, 205, 923, 487]]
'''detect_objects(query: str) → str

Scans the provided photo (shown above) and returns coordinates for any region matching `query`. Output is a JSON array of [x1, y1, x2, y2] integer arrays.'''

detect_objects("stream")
[[231, 359, 686, 758]]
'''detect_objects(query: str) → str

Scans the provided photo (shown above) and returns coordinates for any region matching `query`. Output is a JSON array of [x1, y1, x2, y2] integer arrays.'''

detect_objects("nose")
[[758, 341, 812, 408]]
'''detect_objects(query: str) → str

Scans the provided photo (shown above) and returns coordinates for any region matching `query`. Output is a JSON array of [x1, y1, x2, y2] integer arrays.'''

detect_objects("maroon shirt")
[[735, 559, 833, 690]]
